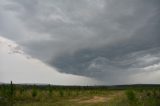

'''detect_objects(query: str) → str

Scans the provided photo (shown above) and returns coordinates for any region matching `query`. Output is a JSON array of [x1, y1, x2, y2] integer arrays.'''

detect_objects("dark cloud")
[[0, 0, 160, 84]]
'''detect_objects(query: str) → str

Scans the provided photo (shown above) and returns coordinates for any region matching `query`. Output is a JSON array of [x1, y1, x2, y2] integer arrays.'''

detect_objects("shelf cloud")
[[0, 0, 160, 84]]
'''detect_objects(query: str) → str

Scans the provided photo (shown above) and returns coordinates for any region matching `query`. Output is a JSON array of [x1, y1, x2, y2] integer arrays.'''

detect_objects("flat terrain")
[[0, 84, 160, 106]]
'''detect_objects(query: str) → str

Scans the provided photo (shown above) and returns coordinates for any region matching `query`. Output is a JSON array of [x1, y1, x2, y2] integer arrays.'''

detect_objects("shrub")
[[48, 85, 53, 96], [19, 87, 24, 95], [31, 88, 37, 98], [59, 90, 64, 97], [2, 81, 15, 98], [125, 90, 137, 104]]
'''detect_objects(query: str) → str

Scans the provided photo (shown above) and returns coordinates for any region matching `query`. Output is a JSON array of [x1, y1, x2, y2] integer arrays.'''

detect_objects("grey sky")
[[0, 0, 160, 84]]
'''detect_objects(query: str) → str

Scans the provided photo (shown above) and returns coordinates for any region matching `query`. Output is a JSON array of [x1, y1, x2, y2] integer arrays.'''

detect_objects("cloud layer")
[[0, 0, 160, 84], [0, 36, 100, 85]]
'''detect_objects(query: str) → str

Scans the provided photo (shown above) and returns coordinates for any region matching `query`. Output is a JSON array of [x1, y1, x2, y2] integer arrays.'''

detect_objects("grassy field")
[[0, 82, 160, 106]]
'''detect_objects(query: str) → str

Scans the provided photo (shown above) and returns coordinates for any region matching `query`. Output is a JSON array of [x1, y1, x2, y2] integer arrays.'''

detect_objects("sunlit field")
[[0, 82, 160, 106]]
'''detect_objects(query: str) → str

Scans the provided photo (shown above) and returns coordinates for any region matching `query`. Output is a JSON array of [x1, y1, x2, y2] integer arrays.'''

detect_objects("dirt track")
[[70, 92, 123, 104]]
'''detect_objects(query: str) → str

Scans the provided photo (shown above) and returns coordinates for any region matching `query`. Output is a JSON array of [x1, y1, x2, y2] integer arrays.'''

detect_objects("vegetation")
[[0, 83, 160, 106]]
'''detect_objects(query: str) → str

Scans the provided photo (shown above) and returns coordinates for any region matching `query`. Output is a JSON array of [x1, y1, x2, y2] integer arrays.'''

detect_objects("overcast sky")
[[0, 0, 160, 85]]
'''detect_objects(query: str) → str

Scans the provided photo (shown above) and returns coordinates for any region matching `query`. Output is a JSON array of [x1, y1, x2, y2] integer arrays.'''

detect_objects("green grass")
[[0, 84, 160, 106]]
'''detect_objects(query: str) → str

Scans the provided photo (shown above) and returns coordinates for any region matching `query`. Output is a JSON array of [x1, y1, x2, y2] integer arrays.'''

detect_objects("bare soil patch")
[[70, 91, 124, 104], [78, 96, 109, 103]]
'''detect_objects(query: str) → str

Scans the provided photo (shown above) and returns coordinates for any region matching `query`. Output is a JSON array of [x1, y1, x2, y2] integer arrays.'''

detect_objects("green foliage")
[[19, 87, 25, 95], [125, 90, 137, 104], [47, 84, 53, 96], [0, 81, 15, 106], [31, 87, 37, 98], [1, 84, 160, 106], [59, 90, 64, 97]]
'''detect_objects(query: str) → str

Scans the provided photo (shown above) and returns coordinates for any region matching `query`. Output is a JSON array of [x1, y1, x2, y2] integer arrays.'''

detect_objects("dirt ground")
[[70, 92, 123, 104]]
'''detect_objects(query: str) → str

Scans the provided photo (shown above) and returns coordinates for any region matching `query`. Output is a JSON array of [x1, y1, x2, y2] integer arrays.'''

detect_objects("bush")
[[1, 81, 15, 98], [125, 90, 137, 104], [48, 85, 53, 96], [59, 90, 64, 97], [31, 88, 37, 98]]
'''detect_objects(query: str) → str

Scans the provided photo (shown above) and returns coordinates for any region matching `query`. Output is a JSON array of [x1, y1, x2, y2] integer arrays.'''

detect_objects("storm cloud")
[[0, 0, 160, 84]]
